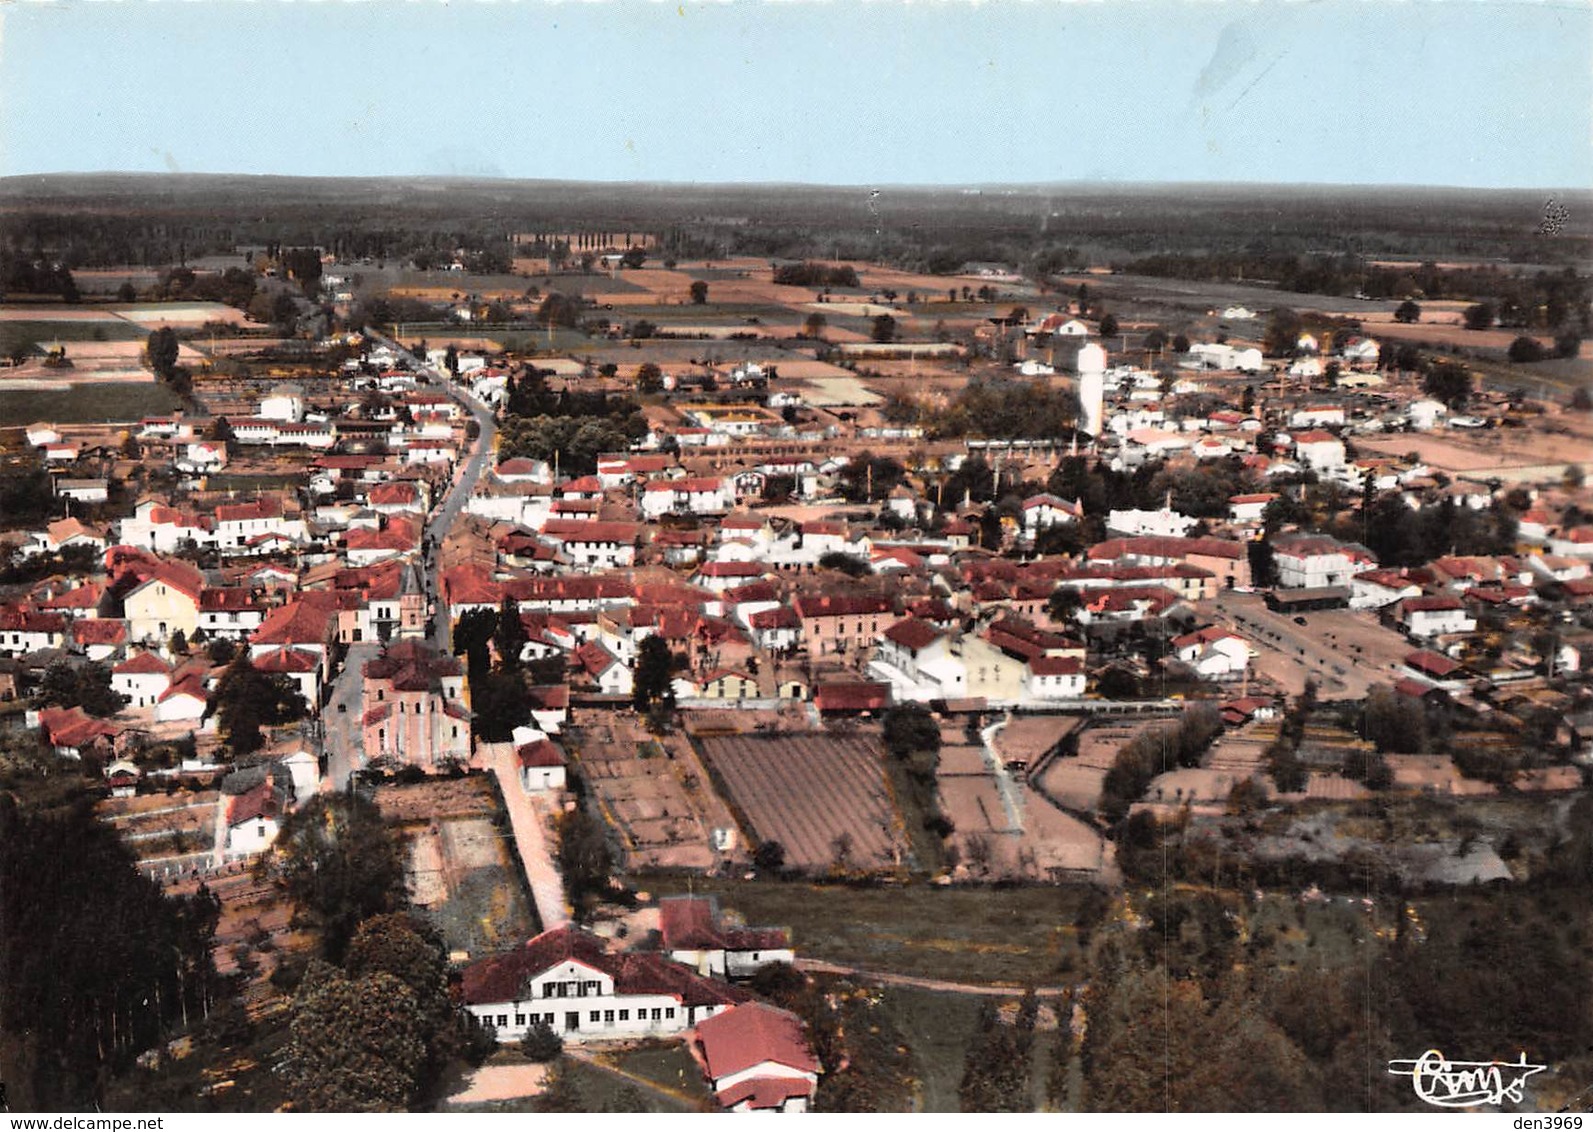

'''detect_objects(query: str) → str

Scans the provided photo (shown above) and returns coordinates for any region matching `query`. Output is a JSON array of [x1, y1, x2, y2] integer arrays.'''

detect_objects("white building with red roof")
[[460, 925, 746, 1043], [112, 650, 172, 709], [692, 1002, 821, 1113]]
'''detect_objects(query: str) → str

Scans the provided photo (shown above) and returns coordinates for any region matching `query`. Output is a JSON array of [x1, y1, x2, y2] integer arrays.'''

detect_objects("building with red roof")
[[692, 1001, 821, 1113], [460, 925, 747, 1043]]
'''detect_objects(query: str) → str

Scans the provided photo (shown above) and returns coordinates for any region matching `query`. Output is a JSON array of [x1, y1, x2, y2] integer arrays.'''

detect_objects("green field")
[[874, 987, 989, 1111], [637, 876, 1093, 985], [0, 381, 180, 427], [2, 319, 148, 343]]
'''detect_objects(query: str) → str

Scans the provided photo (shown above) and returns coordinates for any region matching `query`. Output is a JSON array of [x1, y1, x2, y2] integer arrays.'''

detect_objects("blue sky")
[[1, 1, 1588, 189]]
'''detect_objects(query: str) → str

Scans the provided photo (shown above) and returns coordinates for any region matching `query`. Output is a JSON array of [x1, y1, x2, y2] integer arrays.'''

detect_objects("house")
[[1272, 534, 1375, 590], [0, 608, 68, 656], [660, 896, 794, 980], [793, 593, 896, 656], [692, 1002, 821, 1113], [1106, 506, 1197, 540], [1228, 493, 1278, 525], [361, 641, 470, 770], [517, 737, 568, 792], [640, 476, 732, 519], [112, 650, 172, 709], [259, 383, 306, 423], [694, 668, 761, 701], [574, 641, 633, 697], [1291, 430, 1346, 473], [54, 478, 109, 505], [120, 560, 204, 644], [1021, 494, 1082, 533], [460, 925, 746, 1043], [1171, 626, 1252, 680], [155, 671, 208, 723], [1025, 655, 1086, 700], [223, 775, 289, 854], [1395, 595, 1477, 641]]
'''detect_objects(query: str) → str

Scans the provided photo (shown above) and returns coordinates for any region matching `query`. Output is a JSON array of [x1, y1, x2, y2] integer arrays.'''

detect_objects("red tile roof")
[[695, 1001, 820, 1082]]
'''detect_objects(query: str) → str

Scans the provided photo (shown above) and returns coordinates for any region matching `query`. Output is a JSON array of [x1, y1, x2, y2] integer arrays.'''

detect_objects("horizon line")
[[1, 170, 1587, 197]]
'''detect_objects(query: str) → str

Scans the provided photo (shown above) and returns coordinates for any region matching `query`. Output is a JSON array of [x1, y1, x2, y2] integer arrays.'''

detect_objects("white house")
[[1395, 595, 1477, 640], [1021, 494, 1082, 533], [661, 896, 794, 981], [1171, 626, 1251, 680], [692, 1003, 821, 1113], [516, 736, 568, 793], [1106, 506, 1197, 539], [111, 650, 172, 709], [1273, 534, 1375, 590], [459, 925, 743, 1043], [1025, 655, 1086, 700], [1292, 430, 1346, 473]]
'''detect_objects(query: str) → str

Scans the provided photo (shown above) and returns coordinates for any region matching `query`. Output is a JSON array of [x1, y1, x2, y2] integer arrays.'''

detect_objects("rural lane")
[[794, 957, 1070, 998]]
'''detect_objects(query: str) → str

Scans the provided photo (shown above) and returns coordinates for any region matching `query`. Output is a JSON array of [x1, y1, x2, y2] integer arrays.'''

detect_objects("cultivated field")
[[696, 732, 907, 872], [570, 713, 729, 871]]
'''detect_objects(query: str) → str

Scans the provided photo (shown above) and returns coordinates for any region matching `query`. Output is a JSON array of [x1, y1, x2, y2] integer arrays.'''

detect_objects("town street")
[[324, 641, 381, 791], [364, 329, 499, 650]]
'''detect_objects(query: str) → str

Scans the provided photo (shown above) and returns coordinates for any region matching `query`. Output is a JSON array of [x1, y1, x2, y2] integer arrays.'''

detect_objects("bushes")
[[519, 1021, 563, 1063], [1100, 705, 1225, 822]]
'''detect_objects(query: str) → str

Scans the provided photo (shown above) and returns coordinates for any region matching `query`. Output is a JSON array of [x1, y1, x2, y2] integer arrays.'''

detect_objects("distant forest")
[[2, 174, 1589, 298]]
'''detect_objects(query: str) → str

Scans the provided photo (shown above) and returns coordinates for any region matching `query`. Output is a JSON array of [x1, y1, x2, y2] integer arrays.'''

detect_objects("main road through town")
[[365, 328, 499, 650], [320, 332, 498, 790]]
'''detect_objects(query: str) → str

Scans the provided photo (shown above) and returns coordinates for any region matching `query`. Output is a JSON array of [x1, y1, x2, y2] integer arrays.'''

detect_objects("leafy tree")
[[264, 794, 406, 962], [689, 280, 709, 305], [285, 961, 425, 1111], [1361, 685, 1427, 753], [752, 840, 786, 872], [1047, 586, 1084, 623], [146, 326, 179, 380], [620, 247, 646, 269], [444, 343, 459, 376], [38, 660, 127, 717], [870, 314, 898, 343], [632, 634, 675, 713], [208, 652, 310, 757], [818, 551, 871, 577], [1247, 537, 1277, 588], [1555, 330, 1583, 360], [556, 806, 614, 919], [1507, 336, 1546, 363], [1172, 333, 1191, 354], [803, 312, 827, 340], [1393, 300, 1422, 323], [882, 703, 941, 759], [493, 596, 527, 672], [1098, 312, 1119, 337], [1263, 307, 1302, 357], [470, 669, 530, 743], [0, 796, 220, 1109], [1463, 302, 1495, 330], [1571, 385, 1593, 412], [1421, 362, 1472, 410], [344, 914, 463, 1096], [635, 361, 663, 394], [453, 606, 498, 677]]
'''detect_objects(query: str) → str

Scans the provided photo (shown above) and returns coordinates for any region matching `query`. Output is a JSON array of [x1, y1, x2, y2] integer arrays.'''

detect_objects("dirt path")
[[483, 744, 569, 930], [795, 957, 1070, 998]]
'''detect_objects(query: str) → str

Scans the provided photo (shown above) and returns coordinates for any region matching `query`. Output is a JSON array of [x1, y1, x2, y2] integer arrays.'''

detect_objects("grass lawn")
[[560, 1052, 708, 1113], [2, 319, 149, 342], [0, 381, 180, 427], [598, 1040, 714, 1107], [636, 876, 1092, 985], [875, 987, 987, 1111]]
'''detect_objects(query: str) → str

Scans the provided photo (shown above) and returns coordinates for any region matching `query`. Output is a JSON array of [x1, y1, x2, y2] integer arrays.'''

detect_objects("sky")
[[0, 0, 1589, 190]]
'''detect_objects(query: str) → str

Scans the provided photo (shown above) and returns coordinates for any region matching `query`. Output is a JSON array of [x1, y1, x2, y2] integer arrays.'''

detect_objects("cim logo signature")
[[1388, 1049, 1548, 1108]]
